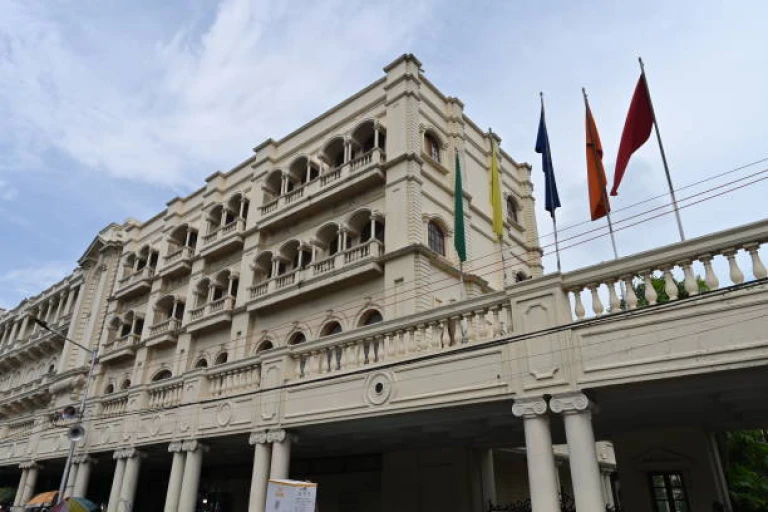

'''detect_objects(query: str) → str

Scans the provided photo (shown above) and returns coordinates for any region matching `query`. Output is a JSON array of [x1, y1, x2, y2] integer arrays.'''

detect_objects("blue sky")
[[1, 0, 767, 308]]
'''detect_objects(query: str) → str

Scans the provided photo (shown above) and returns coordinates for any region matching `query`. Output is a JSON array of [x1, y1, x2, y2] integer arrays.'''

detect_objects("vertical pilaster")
[[550, 393, 605, 512], [512, 398, 559, 512], [177, 440, 207, 512], [107, 456, 127, 512], [164, 442, 186, 512], [268, 429, 293, 479], [479, 448, 497, 508], [248, 432, 272, 512]]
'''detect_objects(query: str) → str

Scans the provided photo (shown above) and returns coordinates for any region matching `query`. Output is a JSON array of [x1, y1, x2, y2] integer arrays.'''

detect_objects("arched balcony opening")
[[104, 383, 115, 395], [347, 209, 385, 247], [320, 321, 343, 337], [277, 240, 300, 275], [323, 137, 346, 169], [120, 379, 131, 390], [315, 223, 342, 259], [359, 309, 384, 327], [113, 310, 143, 341], [195, 278, 212, 308], [215, 352, 229, 365], [169, 224, 198, 252], [136, 245, 159, 271], [264, 170, 283, 204], [351, 120, 384, 158], [288, 156, 320, 188], [207, 204, 225, 233], [227, 192, 249, 222], [195, 358, 209, 369], [252, 251, 274, 284], [255, 340, 274, 353], [212, 269, 237, 302], [152, 369, 173, 382], [153, 295, 185, 325], [288, 332, 306, 345]]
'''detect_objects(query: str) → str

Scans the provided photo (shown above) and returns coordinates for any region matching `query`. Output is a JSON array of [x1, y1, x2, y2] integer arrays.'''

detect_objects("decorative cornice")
[[549, 392, 591, 415], [511, 397, 548, 419]]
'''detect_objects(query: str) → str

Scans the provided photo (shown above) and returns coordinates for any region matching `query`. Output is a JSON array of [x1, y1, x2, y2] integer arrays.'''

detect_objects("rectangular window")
[[649, 472, 689, 512]]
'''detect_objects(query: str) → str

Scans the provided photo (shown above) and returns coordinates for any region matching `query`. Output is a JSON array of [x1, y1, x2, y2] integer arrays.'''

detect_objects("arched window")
[[288, 332, 306, 345], [507, 196, 519, 224], [152, 369, 173, 382], [320, 321, 343, 337], [215, 352, 229, 365], [424, 132, 441, 163], [359, 310, 383, 326], [427, 221, 445, 256], [121, 379, 132, 390], [256, 340, 274, 353], [104, 384, 115, 395], [195, 358, 209, 369]]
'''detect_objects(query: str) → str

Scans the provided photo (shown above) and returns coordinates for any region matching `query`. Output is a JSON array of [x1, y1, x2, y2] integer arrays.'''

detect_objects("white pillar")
[[107, 456, 127, 512], [20, 462, 40, 505], [118, 449, 142, 512], [73, 456, 93, 498], [601, 470, 615, 508], [512, 398, 560, 512], [550, 393, 605, 512], [480, 448, 497, 508], [177, 441, 207, 512], [65, 460, 79, 498], [268, 430, 292, 479], [164, 442, 186, 512], [248, 432, 272, 512], [13, 468, 28, 507]]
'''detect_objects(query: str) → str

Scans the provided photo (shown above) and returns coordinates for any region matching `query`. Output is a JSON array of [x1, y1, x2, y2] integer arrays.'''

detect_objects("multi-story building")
[[2, 54, 767, 512]]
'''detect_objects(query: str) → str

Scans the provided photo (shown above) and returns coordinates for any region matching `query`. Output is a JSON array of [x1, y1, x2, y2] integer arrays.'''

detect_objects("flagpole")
[[582, 88, 620, 261], [540, 92, 562, 273], [638, 57, 686, 241]]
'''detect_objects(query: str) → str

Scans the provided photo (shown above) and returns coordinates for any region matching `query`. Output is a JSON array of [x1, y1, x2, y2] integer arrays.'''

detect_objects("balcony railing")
[[147, 379, 183, 408], [257, 149, 385, 220], [188, 296, 235, 323], [163, 246, 194, 266], [206, 361, 261, 398], [288, 291, 512, 380], [119, 266, 155, 287], [202, 218, 245, 246], [249, 240, 384, 302], [563, 219, 768, 320], [149, 318, 181, 338], [101, 392, 129, 416]]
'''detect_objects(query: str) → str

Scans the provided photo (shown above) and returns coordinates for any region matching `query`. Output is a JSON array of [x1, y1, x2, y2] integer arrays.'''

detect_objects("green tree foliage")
[[632, 275, 708, 307], [0, 486, 15, 504], [725, 430, 768, 511]]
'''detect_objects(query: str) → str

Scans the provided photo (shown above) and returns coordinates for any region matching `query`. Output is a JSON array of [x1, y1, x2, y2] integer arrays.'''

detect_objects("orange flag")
[[585, 103, 610, 220]]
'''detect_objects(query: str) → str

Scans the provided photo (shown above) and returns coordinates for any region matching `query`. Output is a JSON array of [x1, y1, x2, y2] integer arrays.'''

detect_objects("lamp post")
[[31, 316, 99, 505]]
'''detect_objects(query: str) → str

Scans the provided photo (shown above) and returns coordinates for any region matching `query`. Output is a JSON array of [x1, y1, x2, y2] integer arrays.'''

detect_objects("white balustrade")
[[207, 363, 261, 398], [101, 394, 128, 416], [149, 318, 180, 337], [147, 380, 183, 408], [564, 223, 767, 320]]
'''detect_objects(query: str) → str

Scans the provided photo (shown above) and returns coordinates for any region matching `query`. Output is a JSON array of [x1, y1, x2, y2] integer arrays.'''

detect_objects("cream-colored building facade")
[[2, 54, 768, 512]]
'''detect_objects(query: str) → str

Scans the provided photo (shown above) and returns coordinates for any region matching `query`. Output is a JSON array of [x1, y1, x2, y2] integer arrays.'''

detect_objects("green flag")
[[454, 150, 467, 262]]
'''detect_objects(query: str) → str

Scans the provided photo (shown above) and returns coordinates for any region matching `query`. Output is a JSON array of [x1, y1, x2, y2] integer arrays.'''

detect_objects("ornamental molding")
[[168, 441, 184, 453], [549, 392, 591, 415], [113, 447, 144, 460], [19, 461, 41, 470], [181, 439, 208, 453], [511, 397, 548, 419], [249, 430, 269, 446]]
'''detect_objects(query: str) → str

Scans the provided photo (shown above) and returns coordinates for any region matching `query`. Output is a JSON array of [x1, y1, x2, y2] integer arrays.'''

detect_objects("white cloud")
[[0, 261, 73, 309], [0, 0, 435, 188]]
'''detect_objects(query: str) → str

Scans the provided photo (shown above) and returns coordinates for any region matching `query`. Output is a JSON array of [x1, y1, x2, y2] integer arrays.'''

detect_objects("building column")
[[479, 448, 497, 508], [107, 455, 127, 512], [512, 398, 560, 512], [73, 455, 94, 498], [550, 393, 605, 512], [177, 440, 207, 512], [164, 442, 186, 512], [117, 448, 143, 512], [18, 461, 40, 505], [268, 430, 292, 479], [600, 470, 615, 508], [65, 460, 79, 498], [13, 467, 28, 507], [248, 432, 272, 512]]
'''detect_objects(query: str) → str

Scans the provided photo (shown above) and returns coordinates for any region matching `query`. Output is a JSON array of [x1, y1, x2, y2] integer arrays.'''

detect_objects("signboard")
[[265, 479, 317, 512]]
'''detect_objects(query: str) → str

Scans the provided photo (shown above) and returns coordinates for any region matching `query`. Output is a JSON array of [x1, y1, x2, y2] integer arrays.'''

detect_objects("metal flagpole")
[[639, 57, 686, 241], [582, 88, 620, 261], [540, 92, 563, 273]]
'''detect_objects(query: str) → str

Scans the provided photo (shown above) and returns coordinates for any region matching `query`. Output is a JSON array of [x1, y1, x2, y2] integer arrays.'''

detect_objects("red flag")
[[611, 74, 654, 196], [585, 104, 610, 220]]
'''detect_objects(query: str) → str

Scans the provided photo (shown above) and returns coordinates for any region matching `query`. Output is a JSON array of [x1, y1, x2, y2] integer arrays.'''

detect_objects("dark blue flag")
[[535, 105, 561, 215]]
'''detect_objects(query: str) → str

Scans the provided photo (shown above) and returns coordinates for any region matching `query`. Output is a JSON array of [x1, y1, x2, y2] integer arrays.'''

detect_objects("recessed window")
[[152, 369, 172, 382], [649, 472, 690, 512], [120, 379, 131, 390], [104, 384, 115, 395], [506, 196, 519, 224], [320, 321, 343, 337], [215, 352, 229, 365], [424, 132, 441, 163], [427, 221, 445, 256], [360, 310, 383, 326], [288, 332, 306, 345], [195, 358, 208, 369]]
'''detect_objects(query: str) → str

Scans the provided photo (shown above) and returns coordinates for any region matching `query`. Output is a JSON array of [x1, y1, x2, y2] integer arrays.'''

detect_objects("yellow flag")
[[489, 135, 504, 238]]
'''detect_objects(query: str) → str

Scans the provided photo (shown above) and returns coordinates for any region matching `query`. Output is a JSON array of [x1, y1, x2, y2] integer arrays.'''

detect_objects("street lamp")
[[31, 316, 99, 506]]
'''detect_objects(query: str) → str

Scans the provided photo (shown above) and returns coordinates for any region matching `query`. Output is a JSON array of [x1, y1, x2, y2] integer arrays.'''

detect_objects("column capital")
[[266, 429, 296, 444], [249, 430, 269, 446], [549, 392, 592, 415], [512, 397, 548, 419], [19, 461, 41, 470], [113, 447, 144, 460], [168, 441, 184, 453], [181, 439, 209, 453], [72, 454, 94, 465]]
